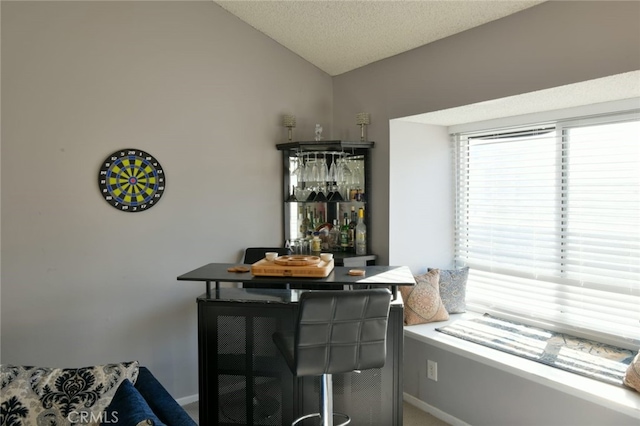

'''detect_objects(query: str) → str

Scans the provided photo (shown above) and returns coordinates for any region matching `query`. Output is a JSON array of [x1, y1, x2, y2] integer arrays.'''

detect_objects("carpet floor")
[[183, 400, 450, 425]]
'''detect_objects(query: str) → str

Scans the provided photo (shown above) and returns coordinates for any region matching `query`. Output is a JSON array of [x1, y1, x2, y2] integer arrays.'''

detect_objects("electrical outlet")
[[427, 360, 438, 381]]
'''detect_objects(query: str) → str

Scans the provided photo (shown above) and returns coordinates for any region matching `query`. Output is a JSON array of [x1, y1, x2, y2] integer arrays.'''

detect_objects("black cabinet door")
[[198, 301, 295, 425]]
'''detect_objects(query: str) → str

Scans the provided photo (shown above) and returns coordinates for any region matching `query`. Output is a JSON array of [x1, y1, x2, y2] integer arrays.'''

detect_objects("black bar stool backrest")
[[242, 247, 291, 289], [243, 247, 291, 264], [289, 288, 392, 377]]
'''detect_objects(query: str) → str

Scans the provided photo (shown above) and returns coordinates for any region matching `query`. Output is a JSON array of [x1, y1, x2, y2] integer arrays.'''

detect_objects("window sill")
[[403, 312, 640, 420]]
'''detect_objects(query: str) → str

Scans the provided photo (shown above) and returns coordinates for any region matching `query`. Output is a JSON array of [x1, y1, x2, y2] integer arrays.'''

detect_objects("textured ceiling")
[[214, 0, 547, 76]]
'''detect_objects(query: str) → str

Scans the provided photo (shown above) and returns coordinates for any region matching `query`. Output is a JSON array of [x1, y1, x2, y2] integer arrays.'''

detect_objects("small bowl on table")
[[320, 253, 333, 263], [265, 252, 278, 262]]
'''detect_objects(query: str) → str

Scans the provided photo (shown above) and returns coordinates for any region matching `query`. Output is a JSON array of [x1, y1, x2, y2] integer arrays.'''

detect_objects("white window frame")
[[452, 108, 640, 349]]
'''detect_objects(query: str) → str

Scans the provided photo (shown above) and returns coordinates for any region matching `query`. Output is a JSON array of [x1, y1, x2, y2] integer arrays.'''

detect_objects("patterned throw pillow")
[[623, 351, 640, 392], [400, 269, 449, 325], [429, 267, 469, 314], [0, 361, 139, 426]]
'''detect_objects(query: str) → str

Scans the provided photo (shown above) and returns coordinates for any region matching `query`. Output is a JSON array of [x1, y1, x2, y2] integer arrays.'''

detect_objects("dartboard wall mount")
[[98, 149, 165, 212]]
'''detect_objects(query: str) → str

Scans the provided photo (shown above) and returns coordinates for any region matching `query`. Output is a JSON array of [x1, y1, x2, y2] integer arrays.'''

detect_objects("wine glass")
[[340, 156, 352, 198], [290, 154, 303, 186], [328, 153, 337, 183], [310, 152, 319, 182], [303, 154, 312, 183], [328, 184, 344, 201], [304, 153, 318, 183], [349, 157, 361, 187], [319, 154, 329, 183], [314, 153, 328, 201], [287, 185, 298, 201]]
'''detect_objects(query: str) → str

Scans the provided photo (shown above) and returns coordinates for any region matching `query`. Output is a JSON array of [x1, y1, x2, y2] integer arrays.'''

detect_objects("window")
[[453, 111, 640, 348]]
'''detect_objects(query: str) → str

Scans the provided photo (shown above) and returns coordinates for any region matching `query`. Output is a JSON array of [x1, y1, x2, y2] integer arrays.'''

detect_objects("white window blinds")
[[453, 111, 640, 348]]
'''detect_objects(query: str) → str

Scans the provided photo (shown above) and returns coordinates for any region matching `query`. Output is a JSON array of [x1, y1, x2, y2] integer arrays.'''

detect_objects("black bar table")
[[177, 262, 414, 299], [178, 263, 415, 426]]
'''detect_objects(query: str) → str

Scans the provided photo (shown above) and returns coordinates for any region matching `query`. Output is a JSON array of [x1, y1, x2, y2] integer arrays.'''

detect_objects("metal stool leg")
[[321, 373, 332, 426], [292, 374, 349, 426]]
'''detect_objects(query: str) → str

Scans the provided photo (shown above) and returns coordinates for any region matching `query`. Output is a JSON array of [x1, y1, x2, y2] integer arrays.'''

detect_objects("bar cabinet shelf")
[[276, 140, 375, 266]]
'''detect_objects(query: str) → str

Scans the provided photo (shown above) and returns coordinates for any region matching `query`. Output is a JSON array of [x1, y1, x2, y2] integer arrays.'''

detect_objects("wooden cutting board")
[[251, 258, 334, 278]]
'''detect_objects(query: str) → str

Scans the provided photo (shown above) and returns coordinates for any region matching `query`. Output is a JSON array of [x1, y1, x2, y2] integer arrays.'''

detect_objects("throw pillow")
[[134, 367, 197, 426], [400, 269, 449, 325], [102, 379, 166, 426], [623, 351, 640, 392], [429, 267, 469, 314], [0, 360, 139, 426]]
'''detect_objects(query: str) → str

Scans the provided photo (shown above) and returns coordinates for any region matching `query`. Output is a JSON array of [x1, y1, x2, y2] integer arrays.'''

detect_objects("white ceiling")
[[214, 0, 546, 76]]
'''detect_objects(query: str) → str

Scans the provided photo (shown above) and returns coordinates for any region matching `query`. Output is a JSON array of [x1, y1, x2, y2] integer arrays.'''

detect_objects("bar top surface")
[[177, 263, 415, 286]]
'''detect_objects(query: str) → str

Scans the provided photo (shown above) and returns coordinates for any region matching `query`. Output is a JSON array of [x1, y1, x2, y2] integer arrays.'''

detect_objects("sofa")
[[0, 361, 196, 426]]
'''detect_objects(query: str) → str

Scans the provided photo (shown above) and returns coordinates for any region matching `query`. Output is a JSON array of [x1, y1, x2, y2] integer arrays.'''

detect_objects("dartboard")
[[98, 149, 165, 212]]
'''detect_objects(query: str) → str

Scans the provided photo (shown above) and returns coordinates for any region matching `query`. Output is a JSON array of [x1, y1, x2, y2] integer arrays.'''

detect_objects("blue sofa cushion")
[[134, 367, 196, 426], [102, 379, 166, 426]]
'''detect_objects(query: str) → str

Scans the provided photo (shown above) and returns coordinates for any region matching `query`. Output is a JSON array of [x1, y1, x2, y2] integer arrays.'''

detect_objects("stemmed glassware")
[[315, 154, 328, 201], [288, 154, 302, 201], [292, 151, 366, 202], [339, 156, 352, 199], [310, 153, 319, 183], [328, 153, 337, 183], [328, 152, 347, 201], [303, 154, 318, 201], [303, 153, 318, 183], [290, 154, 302, 181], [319, 155, 329, 183]]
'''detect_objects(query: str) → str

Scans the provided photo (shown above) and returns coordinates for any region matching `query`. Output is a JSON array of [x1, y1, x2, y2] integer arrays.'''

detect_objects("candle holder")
[[283, 114, 296, 142], [356, 112, 370, 141]]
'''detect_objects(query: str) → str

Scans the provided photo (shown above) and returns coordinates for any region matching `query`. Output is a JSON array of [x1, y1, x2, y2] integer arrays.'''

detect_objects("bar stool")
[[242, 247, 291, 289], [272, 288, 392, 426]]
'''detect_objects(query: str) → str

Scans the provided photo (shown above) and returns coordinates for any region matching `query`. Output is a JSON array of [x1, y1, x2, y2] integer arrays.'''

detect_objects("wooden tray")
[[251, 258, 334, 278]]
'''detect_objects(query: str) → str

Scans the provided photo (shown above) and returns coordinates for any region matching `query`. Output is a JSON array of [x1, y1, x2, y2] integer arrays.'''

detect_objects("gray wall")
[[332, 0, 640, 265], [1, 1, 331, 399], [404, 337, 637, 426]]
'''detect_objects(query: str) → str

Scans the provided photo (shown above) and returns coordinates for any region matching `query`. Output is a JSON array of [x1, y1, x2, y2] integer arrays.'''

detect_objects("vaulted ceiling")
[[214, 1, 546, 76]]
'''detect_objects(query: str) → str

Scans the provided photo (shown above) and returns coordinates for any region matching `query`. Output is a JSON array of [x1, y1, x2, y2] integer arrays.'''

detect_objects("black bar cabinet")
[[178, 264, 414, 426]]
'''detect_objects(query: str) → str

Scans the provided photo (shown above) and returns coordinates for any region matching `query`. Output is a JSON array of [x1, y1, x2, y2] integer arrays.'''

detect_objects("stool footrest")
[[291, 412, 350, 426]]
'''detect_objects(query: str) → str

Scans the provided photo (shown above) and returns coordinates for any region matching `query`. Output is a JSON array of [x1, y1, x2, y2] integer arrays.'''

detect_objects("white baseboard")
[[176, 394, 198, 406], [403, 393, 470, 426]]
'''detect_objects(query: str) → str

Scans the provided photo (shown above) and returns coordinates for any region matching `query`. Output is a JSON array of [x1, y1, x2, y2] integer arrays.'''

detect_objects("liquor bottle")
[[313, 208, 319, 229], [315, 210, 331, 250], [348, 206, 358, 251], [340, 213, 350, 252], [311, 232, 322, 254], [355, 207, 367, 255], [329, 219, 341, 251], [300, 207, 310, 238]]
